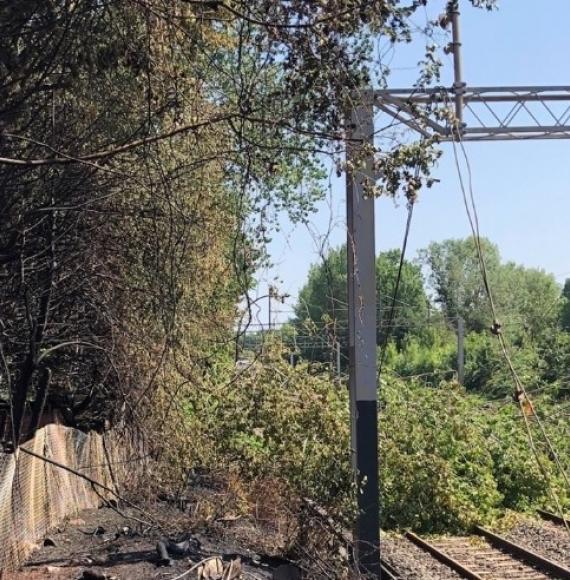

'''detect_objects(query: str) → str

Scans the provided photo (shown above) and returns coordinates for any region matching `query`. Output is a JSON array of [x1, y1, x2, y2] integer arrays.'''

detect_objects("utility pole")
[[345, 95, 380, 576], [450, 3, 464, 127], [268, 285, 289, 333], [457, 317, 465, 385], [268, 285, 273, 331]]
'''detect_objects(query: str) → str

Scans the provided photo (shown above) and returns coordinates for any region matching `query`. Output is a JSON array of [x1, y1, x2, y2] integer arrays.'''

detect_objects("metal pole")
[[457, 316, 465, 385], [450, 2, 465, 128], [268, 286, 272, 331], [346, 97, 380, 576]]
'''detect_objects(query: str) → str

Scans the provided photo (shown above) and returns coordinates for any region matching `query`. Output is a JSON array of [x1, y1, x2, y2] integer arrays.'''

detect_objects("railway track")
[[537, 509, 570, 529], [380, 556, 404, 579], [305, 498, 569, 578], [399, 527, 570, 579]]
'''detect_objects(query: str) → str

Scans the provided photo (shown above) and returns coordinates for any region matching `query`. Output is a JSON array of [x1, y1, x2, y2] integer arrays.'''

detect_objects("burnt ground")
[[10, 469, 307, 579], [13, 502, 297, 579], [14, 476, 568, 580]]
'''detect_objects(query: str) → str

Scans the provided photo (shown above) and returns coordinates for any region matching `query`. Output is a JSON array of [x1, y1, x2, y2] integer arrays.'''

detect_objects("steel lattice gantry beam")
[[374, 5, 570, 142], [374, 86, 570, 141]]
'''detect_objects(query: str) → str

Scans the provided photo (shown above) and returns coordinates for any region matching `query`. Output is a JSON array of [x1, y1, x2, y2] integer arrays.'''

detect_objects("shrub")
[[485, 404, 570, 512], [174, 345, 568, 537], [382, 327, 457, 386], [380, 379, 501, 532], [464, 332, 543, 398]]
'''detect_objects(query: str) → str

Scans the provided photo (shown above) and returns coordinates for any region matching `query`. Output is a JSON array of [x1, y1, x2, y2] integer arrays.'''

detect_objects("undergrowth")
[[148, 345, 568, 540]]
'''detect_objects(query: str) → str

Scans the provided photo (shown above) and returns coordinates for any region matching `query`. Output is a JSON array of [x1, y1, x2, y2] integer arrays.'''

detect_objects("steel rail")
[[537, 509, 570, 528], [379, 557, 402, 580]]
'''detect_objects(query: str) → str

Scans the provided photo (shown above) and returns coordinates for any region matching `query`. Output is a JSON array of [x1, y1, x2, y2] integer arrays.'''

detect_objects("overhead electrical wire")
[[377, 199, 415, 378], [450, 121, 570, 535]]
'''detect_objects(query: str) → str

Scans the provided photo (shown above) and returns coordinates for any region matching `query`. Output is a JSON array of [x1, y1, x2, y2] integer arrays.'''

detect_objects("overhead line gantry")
[[345, 2, 570, 576]]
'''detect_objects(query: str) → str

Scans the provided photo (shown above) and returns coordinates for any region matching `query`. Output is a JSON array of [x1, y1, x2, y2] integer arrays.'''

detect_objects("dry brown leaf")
[[199, 556, 224, 579]]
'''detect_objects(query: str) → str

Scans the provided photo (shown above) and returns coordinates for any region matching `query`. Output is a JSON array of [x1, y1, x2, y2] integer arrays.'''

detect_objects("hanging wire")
[[450, 118, 570, 534], [377, 160, 423, 379]]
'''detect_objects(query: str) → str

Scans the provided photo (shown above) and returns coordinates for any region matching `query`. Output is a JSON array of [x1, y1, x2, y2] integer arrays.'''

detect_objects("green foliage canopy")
[[293, 245, 429, 364], [421, 237, 562, 337]]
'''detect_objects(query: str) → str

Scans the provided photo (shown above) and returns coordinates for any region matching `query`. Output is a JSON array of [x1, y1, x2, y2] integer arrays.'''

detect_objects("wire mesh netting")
[[0, 424, 125, 571]]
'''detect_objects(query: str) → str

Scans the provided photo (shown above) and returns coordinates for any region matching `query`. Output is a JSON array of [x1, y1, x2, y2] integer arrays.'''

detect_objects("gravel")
[[505, 518, 570, 568]]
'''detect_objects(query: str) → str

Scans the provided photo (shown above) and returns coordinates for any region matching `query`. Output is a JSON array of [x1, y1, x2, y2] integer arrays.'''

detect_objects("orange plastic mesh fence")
[[0, 424, 123, 571]]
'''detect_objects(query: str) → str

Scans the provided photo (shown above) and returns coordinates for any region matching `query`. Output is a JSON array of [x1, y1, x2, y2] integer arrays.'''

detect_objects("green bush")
[[464, 331, 543, 398], [184, 349, 353, 506], [382, 326, 457, 385], [180, 346, 569, 534], [380, 379, 501, 532], [537, 331, 570, 398], [485, 404, 569, 512]]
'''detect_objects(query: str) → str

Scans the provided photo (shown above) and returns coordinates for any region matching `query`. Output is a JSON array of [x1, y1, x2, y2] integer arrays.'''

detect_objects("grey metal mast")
[[345, 96, 380, 576]]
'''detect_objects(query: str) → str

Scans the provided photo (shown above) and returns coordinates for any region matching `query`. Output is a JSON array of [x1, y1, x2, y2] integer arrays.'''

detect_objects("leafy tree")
[[377, 249, 431, 343], [422, 237, 562, 338], [293, 245, 429, 364], [0, 1, 258, 436], [496, 263, 562, 339], [420, 237, 501, 332]]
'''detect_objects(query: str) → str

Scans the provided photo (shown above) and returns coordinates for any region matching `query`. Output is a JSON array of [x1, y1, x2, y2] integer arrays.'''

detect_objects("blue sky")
[[253, 0, 570, 326]]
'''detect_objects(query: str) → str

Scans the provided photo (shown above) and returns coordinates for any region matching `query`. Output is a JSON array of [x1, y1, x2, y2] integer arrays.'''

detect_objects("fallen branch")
[[169, 556, 220, 580], [0, 112, 238, 166]]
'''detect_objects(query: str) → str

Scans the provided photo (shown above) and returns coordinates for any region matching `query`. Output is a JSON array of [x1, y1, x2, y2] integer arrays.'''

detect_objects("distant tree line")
[[291, 237, 569, 398]]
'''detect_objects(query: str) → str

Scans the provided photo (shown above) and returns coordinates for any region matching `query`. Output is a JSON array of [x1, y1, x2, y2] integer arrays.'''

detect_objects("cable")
[[450, 122, 570, 535], [377, 192, 417, 379]]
